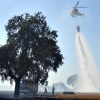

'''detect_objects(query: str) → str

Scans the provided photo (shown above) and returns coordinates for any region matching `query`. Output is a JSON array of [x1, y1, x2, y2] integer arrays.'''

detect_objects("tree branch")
[[8, 69, 17, 80]]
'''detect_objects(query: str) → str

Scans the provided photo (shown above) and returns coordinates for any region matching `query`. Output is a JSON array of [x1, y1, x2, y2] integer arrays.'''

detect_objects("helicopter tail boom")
[[78, 12, 84, 17]]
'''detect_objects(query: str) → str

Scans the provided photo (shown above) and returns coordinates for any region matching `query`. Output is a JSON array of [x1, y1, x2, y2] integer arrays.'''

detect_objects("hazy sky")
[[0, 0, 100, 89]]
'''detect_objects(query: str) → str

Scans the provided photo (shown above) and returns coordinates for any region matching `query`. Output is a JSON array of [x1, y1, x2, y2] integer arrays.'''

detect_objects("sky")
[[0, 0, 100, 89]]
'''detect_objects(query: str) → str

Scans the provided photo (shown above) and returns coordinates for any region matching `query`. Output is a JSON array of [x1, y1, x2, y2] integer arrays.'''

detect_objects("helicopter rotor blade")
[[76, 7, 87, 8], [75, 1, 79, 7]]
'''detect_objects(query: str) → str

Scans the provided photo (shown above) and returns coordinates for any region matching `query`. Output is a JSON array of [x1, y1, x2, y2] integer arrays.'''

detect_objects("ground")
[[0, 91, 100, 100]]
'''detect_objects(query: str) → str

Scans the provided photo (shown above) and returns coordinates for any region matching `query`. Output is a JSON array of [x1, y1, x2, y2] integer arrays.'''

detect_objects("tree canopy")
[[0, 12, 64, 97], [67, 74, 78, 88]]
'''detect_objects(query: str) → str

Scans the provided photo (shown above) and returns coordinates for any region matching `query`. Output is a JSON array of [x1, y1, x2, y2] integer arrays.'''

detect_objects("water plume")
[[75, 32, 99, 92]]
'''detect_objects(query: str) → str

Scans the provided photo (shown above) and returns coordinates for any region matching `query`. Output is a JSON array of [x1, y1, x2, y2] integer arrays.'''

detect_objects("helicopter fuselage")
[[71, 8, 79, 15], [71, 8, 84, 18]]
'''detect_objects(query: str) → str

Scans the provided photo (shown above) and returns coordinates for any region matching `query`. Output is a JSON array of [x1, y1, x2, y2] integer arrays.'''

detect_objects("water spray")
[[76, 33, 99, 92]]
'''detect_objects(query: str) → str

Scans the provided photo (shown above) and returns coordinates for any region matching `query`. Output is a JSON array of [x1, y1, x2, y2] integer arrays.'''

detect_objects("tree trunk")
[[14, 78, 21, 98]]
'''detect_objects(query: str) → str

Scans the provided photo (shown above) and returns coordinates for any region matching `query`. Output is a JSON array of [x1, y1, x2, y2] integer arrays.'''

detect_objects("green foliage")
[[0, 12, 64, 86]]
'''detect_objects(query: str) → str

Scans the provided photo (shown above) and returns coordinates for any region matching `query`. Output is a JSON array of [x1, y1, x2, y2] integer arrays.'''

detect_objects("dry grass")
[[0, 91, 100, 100], [56, 92, 100, 99]]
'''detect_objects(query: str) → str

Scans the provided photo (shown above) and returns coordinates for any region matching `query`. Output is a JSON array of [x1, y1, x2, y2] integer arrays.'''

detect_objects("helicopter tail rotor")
[[82, 13, 85, 18]]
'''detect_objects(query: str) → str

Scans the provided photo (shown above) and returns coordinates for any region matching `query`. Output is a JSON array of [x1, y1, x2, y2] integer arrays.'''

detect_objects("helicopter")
[[71, 1, 87, 18]]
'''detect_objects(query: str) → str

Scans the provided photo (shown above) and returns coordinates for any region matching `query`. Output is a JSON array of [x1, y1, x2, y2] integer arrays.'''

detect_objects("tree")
[[0, 12, 64, 98], [67, 74, 78, 88]]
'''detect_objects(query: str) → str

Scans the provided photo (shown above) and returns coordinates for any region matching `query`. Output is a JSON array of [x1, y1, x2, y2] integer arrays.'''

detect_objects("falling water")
[[75, 32, 99, 92]]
